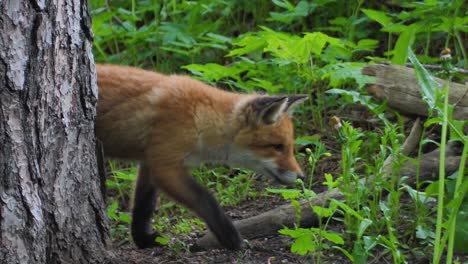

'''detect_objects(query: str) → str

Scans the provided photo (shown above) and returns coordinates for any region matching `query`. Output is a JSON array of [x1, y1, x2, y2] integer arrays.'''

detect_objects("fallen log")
[[362, 64, 468, 120], [401, 140, 467, 182], [193, 120, 466, 250]]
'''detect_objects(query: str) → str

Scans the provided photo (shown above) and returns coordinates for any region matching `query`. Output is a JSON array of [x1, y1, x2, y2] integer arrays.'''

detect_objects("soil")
[[106, 171, 344, 264]]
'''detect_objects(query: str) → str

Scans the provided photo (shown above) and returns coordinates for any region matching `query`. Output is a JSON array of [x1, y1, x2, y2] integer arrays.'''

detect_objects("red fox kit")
[[96, 64, 306, 250]]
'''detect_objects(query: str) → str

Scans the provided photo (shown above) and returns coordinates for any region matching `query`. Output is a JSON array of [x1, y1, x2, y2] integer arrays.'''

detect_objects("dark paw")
[[219, 232, 245, 250], [133, 231, 161, 249]]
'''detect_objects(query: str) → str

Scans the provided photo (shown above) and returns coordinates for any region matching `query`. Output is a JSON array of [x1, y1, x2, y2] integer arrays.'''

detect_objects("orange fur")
[[96, 64, 306, 249]]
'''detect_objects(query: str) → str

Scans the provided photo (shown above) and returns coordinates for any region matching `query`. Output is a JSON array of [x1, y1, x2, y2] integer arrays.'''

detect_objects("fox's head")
[[229, 95, 307, 185]]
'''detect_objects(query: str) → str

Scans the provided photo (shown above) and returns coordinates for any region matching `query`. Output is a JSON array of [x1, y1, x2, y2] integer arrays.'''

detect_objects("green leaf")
[[271, 0, 295, 10], [248, 78, 282, 93], [303, 32, 340, 56], [355, 39, 379, 51], [113, 171, 136, 180], [155, 235, 170, 245], [320, 62, 375, 88], [106, 200, 119, 220], [352, 241, 368, 264], [391, 26, 415, 65], [321, 230, 345, 245], [279, 228, 316, 255], [323, 173, 340, 189], [449, 120, 468, 141], [408, 49, 439, 109], [205, 32, 232, 44], [267, 188, 302, 199], [312, 205, 335, 218], [424, 181, 440, 197], [182, 63, 244, 82], [416, 225, 435, 240], [295, 135, 321, 146], [334, 246, 354, 262], [118, 213, 131, 224], [403, 184, 437, 204], [227, 34, 267, 57], [357, 219, 373, 239], [361, 9, 392, 26], [363, 236, 379, 251]]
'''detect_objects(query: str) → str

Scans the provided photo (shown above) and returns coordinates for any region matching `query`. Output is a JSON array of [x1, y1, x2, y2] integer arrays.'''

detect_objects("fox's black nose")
[[297, 173, 304, 179]]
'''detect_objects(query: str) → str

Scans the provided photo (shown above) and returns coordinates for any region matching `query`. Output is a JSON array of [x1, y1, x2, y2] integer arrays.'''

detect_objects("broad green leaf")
[[363, 236, 379, 251], [279, 228, 316, 255], [425, 117, 442, 127], [320, 62, 374, 88], [256, 27, 310, 63], [295, 135, 321, 145], [382, 23, 408, 33], [205, 32, 232, 44], [391, 26, 415, 65], [269, 0, 314, 23], [272, 0, 295, 10], [113, 171, 136, 180], [355, 39, 379, 51], [408, 49, 439, 109], [118, 213, 131, 224], [332, 200, 364, 221], [321, 230, 345, 245], [326, 89, 380, 112], [182, 63, 244, 82], [323, 173, 340, 189], [227, 34, 267, 57], [403, 184, 436, 204], [424, 181, 440, 196], [352, 241, 368, 264], [248, 78, 282, 93], [267, 188, 302, 199], [302, 189, 316, 198], [334, 246, 354, 262], [303, 32, 340, 56], [449, 120, 468, 141], [357, 219, 373, 239], [155, 235, 169, 245], [291, 235, 315, 255], [106, 200, 119, 220], [312, 205, 335, 218], [361, 9, 392, 26], [416, 225, 435, 240]]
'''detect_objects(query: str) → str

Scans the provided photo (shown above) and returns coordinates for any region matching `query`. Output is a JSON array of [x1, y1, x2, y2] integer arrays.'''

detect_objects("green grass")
[[92, 0, 468, 261]]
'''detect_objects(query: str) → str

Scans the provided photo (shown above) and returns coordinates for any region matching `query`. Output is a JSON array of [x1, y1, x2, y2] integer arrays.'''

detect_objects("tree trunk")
[[362, 64, 468, 120], [0, 1, 109, 263]]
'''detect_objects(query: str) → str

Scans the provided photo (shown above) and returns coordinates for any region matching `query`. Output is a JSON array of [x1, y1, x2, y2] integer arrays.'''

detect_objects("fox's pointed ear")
[[285, 95, 308, 116], [248, 96, 288, 126]]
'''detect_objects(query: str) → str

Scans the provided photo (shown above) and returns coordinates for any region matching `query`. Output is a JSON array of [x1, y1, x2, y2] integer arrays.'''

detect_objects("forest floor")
[[106, 149, 347, 263], [105, 126, 468, 264], [107, 175, 468, 264], [110, 196, 318, 263]]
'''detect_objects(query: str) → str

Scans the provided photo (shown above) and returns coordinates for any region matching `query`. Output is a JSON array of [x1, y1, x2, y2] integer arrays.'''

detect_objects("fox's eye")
[[272, 144, 285, 152]]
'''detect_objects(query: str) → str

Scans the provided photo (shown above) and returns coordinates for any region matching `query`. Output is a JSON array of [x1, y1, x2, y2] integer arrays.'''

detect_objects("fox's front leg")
[[153, 164, 244, 250], [131, 162, 160, 249]]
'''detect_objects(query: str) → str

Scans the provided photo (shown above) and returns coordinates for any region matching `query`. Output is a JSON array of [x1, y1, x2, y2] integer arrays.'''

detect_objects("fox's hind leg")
[[153, 165, 244, 250], [131, 162, 160, 249]]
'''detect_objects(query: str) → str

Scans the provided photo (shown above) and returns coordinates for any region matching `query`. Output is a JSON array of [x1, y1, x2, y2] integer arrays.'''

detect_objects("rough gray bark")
[[0, 1, 109, 263]]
